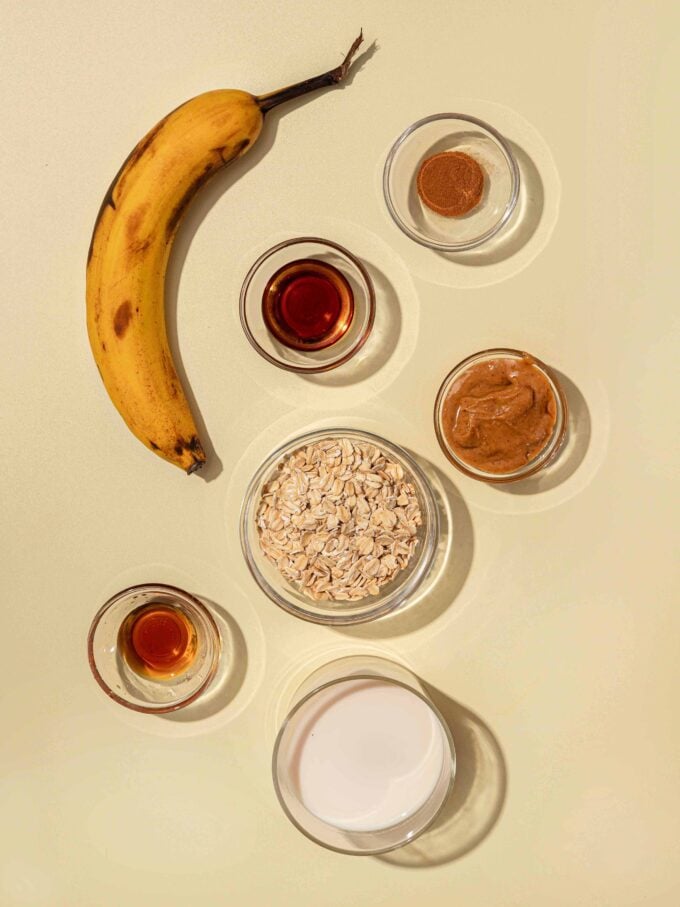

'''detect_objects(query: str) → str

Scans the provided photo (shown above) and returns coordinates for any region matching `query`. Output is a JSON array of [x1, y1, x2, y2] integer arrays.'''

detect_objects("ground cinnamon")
[[416, 151, 484, 217]]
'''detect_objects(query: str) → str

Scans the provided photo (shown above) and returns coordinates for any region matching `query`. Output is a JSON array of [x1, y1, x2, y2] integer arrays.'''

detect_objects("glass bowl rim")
[[433, 347, 569, 484], [271, 672, 456, 855], [239, 427, 440, 626], [87, 582, 221, 714], [239, 236, 376, 374], [382, 112, 521, 252]]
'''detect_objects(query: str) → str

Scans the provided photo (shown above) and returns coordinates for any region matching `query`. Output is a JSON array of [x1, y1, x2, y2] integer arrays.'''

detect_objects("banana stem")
[[257, 31, 364, 114]]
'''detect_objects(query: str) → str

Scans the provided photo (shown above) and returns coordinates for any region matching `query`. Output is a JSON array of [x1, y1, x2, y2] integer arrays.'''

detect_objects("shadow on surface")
[[164, 45, 376, 481], [162, 597, 247, 723], [498, 370, 591, 495], [379, 690, 506, 867], [436, 141, 544, 268], [338, 458, 474, 640]]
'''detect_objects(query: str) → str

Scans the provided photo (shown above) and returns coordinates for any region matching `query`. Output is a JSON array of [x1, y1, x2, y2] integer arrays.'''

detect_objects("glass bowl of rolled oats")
[[240, 429, 439, 625]]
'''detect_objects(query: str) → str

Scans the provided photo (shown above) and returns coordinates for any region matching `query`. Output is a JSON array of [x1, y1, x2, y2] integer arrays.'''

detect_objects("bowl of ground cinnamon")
[[383, 113, 520, 252]]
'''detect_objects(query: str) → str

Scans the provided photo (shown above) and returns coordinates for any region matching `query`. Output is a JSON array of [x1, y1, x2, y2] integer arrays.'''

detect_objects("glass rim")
[[239, 427, 439, 626], [239, 236, 376, 374], [86, 582, 221, 714], [434, 347, 569, 484], [271, 672, 457, 856], [382, 112, 521, 252]]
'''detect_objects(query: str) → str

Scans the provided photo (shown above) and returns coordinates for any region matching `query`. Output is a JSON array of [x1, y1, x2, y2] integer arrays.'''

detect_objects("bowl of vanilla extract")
[[87, 583, 221, 713], [239, 237, 375, 373]]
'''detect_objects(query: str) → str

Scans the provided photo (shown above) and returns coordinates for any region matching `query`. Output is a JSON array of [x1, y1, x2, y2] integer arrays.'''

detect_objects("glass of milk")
[[273, 656, 455, 854]]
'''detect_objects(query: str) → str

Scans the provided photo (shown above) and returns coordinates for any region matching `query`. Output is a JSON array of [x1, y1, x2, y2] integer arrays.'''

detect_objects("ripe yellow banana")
[[87, 33, 363, 473]]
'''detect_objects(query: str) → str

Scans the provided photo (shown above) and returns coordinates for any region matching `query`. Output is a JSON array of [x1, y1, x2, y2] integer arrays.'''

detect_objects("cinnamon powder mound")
[[416, 151, 484, 217]]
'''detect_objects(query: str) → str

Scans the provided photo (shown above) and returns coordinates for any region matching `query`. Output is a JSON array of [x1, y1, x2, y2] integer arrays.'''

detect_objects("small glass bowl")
[[87, 583, 221, 714], [434, 348, 568, 484], [240, 428, 439, 625], [383, 113, 520, 251], [239, 237, 376, 373]]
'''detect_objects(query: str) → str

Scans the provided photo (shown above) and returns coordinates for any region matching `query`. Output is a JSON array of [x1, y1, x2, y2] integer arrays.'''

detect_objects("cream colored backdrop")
[[1, 2, 678, 905]]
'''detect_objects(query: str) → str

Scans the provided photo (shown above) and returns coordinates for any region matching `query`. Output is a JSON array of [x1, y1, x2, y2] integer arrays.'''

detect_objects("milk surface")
[[288, 679, 447, 832]]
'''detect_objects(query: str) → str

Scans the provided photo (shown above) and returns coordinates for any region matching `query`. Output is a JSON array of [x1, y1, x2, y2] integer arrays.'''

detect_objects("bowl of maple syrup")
[[240, 237, 375, 373], [87, 583, 221, 713]]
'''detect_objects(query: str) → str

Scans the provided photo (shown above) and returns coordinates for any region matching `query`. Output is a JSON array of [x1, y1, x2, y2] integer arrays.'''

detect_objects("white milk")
[[288, 679, 447, 832]]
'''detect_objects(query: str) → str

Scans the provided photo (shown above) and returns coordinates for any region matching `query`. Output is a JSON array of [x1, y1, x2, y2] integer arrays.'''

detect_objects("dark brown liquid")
[[262, 258, 354, 351], [118, 604, 197, 679]]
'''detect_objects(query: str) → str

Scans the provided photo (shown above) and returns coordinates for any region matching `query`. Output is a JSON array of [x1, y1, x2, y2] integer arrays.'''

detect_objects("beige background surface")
[[1, 1, 679, 905]]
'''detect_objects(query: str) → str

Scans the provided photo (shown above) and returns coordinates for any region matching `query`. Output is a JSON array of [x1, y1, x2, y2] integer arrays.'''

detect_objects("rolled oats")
[[256, 438, 422, 602]]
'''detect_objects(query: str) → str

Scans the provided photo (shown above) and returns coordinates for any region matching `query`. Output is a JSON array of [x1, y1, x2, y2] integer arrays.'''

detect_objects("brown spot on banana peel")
[[174, 435, 203, 455], [127, 236, 151, 256], [124, 208, 152, 256], [126, 204, 149, 241], [148, 437, 204, 473], [165, 138, 252, 240], [212, 136, 249, 163], [173, 435, 206, 474], [86, 115, 170, 265], [113, 300, 133, 337]]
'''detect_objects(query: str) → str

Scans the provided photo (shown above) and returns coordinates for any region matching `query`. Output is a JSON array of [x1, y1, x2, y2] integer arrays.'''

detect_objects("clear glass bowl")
[[239, 237, 375, 373], [434, 348, 568, 483], [383, 113, 520, 251], [240, 428, 439, 625], [87, 583, 221, 713], [272, 657, 456, 855]]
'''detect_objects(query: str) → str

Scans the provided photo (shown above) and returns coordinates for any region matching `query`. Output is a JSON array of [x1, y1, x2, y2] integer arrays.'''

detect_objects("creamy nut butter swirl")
[[441, 356, 557, 474]]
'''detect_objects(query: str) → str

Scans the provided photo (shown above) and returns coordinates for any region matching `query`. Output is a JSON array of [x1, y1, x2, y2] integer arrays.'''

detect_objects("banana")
[[87, 33, 364, 473]]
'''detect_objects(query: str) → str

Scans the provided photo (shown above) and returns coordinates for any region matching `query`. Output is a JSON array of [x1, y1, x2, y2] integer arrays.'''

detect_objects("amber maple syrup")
[[262, 258, 354, 351], [118, 603, 198, 680]]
